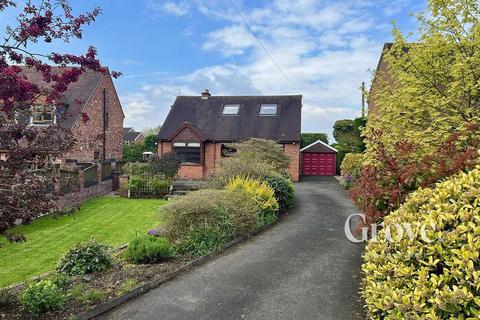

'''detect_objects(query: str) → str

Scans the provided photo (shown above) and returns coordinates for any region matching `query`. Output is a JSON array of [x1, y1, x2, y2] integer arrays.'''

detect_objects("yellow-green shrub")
[[362, 165, 480, 319], [340, 153, 364, 178], [226, 177, 279, 226]]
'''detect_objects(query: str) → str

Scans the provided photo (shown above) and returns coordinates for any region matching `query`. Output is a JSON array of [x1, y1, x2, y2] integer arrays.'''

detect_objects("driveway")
[[99, 177, 364, 320]]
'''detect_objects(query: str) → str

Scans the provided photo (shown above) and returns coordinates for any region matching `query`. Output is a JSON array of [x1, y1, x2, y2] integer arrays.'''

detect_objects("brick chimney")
[[201, 89, 211, 99]]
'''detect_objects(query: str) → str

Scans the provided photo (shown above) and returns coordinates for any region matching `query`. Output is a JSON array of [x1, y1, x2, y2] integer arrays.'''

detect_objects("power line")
[[226, 0, 301, 94]]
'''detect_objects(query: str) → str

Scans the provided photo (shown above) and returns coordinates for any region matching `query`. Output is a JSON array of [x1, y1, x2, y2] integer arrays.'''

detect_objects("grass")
[[0, 196, 166, 287]]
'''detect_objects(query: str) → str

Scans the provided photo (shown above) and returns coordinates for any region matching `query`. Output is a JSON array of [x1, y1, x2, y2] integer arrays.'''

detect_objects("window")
[[259, 104, 277, 115], [173, 142, 201, 164], [222, 104, 240, 115], [31, 104, 55, 125]]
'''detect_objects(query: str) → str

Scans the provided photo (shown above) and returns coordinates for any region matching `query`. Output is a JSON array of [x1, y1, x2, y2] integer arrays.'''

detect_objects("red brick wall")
[[204, 143, 222, 177], [158, 142, 172, 156], [284, 144, 300, 182], [177, 164, 204, 180], [63, 75, 124, 162]]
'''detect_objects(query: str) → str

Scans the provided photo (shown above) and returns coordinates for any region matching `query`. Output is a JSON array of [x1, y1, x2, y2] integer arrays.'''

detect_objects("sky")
[[1, 0, 427, 138]]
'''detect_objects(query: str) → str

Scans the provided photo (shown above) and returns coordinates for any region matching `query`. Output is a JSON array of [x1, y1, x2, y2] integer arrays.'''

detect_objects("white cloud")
[[203, 25, 257, 56], [126, 0, 404, 136], [148, 1, 190, 17]]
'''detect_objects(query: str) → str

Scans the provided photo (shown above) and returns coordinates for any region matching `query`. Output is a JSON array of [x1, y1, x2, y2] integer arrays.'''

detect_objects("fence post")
[[118, 175, 129, 198], [78, 170, 85, 191], [97, 163, 102, 184]]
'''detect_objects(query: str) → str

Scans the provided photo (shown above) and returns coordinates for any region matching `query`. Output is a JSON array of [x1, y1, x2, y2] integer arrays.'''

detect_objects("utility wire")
[[226, 0, 301, 94]]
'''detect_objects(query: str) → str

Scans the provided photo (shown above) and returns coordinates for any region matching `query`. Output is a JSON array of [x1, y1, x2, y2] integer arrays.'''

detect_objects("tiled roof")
[[158, 95, 302, 143]]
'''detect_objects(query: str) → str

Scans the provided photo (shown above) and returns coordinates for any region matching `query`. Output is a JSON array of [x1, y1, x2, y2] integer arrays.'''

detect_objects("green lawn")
[[0, 196, 166, 287]]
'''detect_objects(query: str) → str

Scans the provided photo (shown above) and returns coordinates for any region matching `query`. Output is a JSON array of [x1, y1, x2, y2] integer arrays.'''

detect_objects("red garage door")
[[302, 153, 336, 176]]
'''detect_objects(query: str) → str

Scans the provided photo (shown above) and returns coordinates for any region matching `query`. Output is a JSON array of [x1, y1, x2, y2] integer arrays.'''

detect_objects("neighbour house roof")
[[20, 66, 106, 128], [300, 140, 338, 153], [123, 127, 134, 134], [158, 95, 302, 143], [124, 130, 143, 141]]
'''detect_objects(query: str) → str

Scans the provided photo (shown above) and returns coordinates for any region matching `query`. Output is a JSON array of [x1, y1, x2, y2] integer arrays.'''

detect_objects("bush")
[[149, 152, 180, 178], [264, 174, 295, 213], [57, 239, 112, 276], [207, 157, 276, 188], [229, 138, 291, 171], [123, 162, 151, 176], [340, 153, 364, 188], [161, 189, 257, 246], [0, 288, 15, 307], [176, 224, 231, 256], [362, 165, 480, 319], [20, 280, 64, 315], [68, 284, 106, 306], [125, 235, 175, 263], [350, 125, 480, 222], [226, 177, 279, 226], [147, 177, 171, 193]]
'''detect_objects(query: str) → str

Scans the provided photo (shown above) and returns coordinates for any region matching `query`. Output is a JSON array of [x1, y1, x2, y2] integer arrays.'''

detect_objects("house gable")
[[167, 122, 204, 142]]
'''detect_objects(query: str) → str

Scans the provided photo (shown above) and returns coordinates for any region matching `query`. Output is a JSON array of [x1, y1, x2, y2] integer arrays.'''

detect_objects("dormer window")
[[222, 104, 240, 115], [259, 104, 277, 116], [31, 104, 55, 126]]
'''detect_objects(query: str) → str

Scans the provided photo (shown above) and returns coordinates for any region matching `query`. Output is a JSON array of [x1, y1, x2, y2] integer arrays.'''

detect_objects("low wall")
[[56, 180, 113, 209]]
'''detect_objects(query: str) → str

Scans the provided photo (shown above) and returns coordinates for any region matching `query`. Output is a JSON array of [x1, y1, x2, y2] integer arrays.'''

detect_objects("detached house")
[[2, 67, 125, 163], [123, 127, 145, 145], [157, 90, 302, 181]]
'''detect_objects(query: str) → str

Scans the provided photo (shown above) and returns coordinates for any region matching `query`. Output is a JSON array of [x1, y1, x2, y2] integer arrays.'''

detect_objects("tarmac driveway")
[[99, 177, 364, 320]]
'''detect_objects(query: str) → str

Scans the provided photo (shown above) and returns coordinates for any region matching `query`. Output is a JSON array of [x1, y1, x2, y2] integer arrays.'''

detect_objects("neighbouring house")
[[123, 127, 145, 145], [0, 67, 125, 163], [157, 90, 302, 181], [368, 42, 412, 115]]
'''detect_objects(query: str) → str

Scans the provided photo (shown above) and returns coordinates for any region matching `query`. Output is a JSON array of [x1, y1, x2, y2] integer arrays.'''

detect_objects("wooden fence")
[[128, 173, 171, 198], [83, 165, 98, 189]]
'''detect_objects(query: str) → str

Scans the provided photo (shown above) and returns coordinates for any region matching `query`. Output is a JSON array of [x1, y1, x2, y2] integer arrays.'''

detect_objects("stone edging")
[[76, 220, 278, 320]]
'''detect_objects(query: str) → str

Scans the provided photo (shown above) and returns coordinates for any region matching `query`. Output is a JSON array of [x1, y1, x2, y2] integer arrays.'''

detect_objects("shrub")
[[147, 177, 171, 193], [351, 125, 480, 223], [68, 284, 106, 306], [362, 165, 480, 319], [149, 152, 180, 178], [161, 189, 257, 245], [20, 280, 64, 315], [176, 224, 231, 256], [226, 177, 279, 226], [340, 153, 364, 188], [0, 288, 15, 307], [207, 157, 276, 188], [57, 239, 112, 276], [123, 162, 151, 176], [264, 174, 295, 213], [125, 235, 175, 264], [229, 138, 291, 171]]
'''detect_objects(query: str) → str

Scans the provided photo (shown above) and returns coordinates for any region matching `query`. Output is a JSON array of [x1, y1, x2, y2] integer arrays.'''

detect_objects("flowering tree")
[[0, 0, 117, 241]]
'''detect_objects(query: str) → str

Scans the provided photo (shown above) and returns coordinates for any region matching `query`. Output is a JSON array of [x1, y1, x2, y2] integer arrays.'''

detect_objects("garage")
[[300, 140, 337, 176]]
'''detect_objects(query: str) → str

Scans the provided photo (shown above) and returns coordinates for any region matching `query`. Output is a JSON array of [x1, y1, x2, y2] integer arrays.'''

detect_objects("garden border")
[[76, 220, 278, 320]]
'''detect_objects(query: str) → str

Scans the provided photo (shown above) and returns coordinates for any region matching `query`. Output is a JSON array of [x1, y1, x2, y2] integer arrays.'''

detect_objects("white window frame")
[[259, 104, 278, 116], [222, 104, 240, 115]]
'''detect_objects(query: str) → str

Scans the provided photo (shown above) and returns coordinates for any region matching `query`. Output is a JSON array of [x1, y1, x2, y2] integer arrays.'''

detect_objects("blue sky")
[[1, 0, 426, 137]]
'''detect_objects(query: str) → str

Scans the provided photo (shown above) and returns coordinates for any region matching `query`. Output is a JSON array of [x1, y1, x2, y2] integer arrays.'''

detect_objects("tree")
[[144, 134, 157, 153], [300, 133, 328, 148], [0, 0, 116, 240], [333, 118, 365, 152], [367, 0, 480, 156], [142, 125, 162, 137]]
